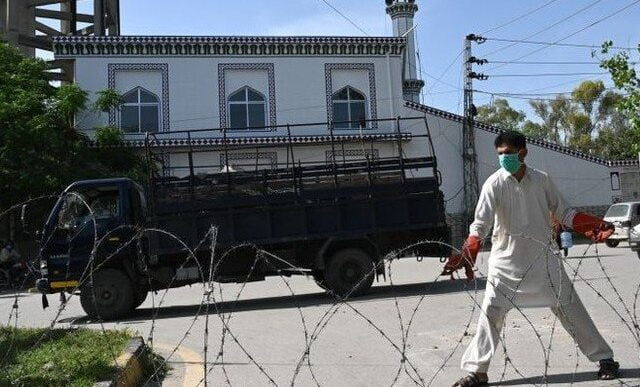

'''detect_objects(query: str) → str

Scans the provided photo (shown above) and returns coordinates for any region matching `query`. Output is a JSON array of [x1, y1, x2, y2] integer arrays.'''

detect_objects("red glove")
[[442, 235, 482, 280], [572, 212, 614, 243]]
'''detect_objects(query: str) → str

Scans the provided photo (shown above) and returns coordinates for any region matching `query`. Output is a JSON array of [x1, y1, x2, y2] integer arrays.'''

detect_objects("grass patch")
[[0, 326, 131, 387]]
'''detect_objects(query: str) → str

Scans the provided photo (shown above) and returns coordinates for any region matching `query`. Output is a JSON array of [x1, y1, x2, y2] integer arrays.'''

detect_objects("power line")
[[481, 0, 605, 58], [419, 69, 463, 91], [474, 89, 627, 102], [480, 0, 562, 35], [486, 72, 608, 78], [486, 0, 640, 71], [425, 49, 464, 94], [489, 60, 601, 65], [483, 37, 637, 51], [474, 88, 617, 97], [517, 77, 603, 94], [317, 0, 370, 36]]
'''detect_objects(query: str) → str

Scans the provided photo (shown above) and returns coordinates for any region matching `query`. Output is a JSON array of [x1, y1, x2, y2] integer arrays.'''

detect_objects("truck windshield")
[[57, 188, 120, 230], [605, 204, 630, 218]]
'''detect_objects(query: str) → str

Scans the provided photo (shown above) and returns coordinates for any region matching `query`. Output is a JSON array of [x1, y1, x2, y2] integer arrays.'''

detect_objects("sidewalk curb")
[[94, 336, 148, 387]]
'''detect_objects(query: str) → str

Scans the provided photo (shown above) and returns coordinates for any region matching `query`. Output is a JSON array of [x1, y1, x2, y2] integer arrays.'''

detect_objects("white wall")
[[73, 55, 407, 138], [415, 107, 613, 214]]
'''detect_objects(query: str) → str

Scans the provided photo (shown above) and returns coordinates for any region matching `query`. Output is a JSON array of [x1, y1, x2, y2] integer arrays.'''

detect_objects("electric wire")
[[480, 0, 563, 35], [486, 72, 608, 78], [425, 50, 464, 94], [480, 0, 606, 58], [317, 0, 370, 36], [483, 38, 638, 51], [485, 0, 640, 72]]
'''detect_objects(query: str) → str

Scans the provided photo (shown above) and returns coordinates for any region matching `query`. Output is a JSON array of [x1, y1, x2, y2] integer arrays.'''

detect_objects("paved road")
[[2, 243, 640, 386]]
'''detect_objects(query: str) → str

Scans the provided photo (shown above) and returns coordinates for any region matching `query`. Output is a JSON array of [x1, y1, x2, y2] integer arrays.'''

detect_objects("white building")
[[54, 0, 636, 241]]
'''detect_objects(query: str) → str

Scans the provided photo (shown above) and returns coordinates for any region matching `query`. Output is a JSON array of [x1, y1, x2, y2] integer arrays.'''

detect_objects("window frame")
[[227, 86, 268, 131], [331, 86, 368, 130], [119, 87, 161, 133]]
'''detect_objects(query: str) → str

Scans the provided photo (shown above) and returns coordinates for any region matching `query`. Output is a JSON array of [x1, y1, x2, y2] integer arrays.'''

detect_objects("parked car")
[[603, 201, 640, 247], [630, 224, 640, 258]]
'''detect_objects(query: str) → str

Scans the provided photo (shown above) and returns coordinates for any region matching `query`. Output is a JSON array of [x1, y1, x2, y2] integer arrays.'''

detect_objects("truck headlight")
[[40, 260, 48, 276]]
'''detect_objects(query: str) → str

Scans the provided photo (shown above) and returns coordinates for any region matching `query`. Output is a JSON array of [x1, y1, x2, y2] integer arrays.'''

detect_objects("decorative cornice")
[[88, 133, 412, 148], [405, 101, 636, 167], [386, 2, 419, 18], [53, 36, 406, 57]]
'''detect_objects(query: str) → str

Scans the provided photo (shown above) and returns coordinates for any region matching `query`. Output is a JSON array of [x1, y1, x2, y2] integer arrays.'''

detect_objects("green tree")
[[528, 95, 572, 144], [598, 41, 640, 159], [526, 80, 628, 155], [0, 43, 148, 209], [476, 98, 526, 130]]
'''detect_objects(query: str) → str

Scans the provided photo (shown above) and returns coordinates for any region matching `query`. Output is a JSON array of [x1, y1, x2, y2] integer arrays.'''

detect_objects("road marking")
[[154, 342, 203, 387]]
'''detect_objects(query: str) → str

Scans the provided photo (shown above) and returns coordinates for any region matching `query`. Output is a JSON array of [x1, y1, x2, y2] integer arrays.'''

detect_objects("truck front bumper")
[[36, 278, 80, 293]]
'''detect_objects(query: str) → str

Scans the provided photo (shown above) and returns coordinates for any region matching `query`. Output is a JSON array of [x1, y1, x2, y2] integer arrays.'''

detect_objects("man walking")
[[443, 131, 619, 386]]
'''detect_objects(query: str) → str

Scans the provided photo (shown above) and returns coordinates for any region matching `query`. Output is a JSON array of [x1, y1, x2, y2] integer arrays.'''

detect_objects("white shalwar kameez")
[[460, 166, 613, 373]]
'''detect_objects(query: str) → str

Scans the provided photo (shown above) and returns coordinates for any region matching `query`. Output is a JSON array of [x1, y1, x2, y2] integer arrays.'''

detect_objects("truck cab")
[[37, 178, 146, 297]]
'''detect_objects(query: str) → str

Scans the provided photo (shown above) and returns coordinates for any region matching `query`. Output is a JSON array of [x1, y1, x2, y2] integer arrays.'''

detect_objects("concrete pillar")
[[0, 0, 7, 42], [5, 0, 18, 48], [60, 0, 70, 35], [94, 0, 103, 35]]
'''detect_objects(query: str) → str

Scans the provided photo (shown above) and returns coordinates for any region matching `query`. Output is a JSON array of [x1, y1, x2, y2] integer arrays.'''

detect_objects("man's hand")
[[442, 235, 482, 281], [572, 212, 615, 243]]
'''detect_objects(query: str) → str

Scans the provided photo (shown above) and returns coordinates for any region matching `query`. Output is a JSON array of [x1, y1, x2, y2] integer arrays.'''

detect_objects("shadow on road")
[[491, 368, 640, 385], [68, 278, 486, 325]]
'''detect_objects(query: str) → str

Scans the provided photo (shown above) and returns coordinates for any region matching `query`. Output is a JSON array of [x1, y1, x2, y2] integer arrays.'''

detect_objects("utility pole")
[[462, 34, 487, 231]]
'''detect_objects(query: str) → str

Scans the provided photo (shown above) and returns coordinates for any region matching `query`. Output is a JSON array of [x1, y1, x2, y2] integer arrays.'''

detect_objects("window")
[[57, 188, 120, 231], [120, 87, 160, 133], [228, 87, 266, 129], [332, 86, 367, 129]]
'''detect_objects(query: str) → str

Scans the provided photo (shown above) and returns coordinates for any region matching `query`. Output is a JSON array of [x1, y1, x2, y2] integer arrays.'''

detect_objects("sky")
[[66, 0, 640, 120]]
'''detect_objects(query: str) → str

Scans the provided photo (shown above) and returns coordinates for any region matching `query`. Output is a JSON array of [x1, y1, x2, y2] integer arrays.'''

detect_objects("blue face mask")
[[499, 153, 522, 174]]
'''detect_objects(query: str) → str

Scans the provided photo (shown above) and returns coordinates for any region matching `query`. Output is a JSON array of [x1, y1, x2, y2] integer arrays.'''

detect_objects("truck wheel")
[[312, 270, 329, 291], [133, 287, 148, 309], [325, 248, 375, 298], [605, 239, 619, 248], [80, 268, 134, 320]]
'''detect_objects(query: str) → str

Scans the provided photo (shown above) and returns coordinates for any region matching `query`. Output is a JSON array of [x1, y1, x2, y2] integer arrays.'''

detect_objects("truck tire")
[[312, 270, 329, 290], [80, 268, 135, 320], [133, 288, 148, 309], [325, 248, 375, 298], [605, 239, 619, 248]]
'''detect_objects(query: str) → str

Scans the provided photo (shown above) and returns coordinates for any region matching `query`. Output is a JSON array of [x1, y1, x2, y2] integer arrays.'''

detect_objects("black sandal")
[[598, 358, 620, 380], [452, 373, 488, 387]]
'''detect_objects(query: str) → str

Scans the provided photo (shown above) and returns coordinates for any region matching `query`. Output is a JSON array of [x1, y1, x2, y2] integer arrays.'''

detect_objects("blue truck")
[[36, 118, 450, 319]]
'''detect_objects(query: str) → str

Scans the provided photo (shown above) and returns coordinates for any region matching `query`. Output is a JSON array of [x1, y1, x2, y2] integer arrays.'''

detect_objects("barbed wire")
[[1, 196, 640, 386]]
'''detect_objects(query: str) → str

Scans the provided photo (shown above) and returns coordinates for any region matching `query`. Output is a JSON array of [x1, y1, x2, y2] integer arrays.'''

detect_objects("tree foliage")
[[599, 40, 640, 158], [0, 43, 149, 209], [475, 77, 633, 159], [476, 98, 526, 130]]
